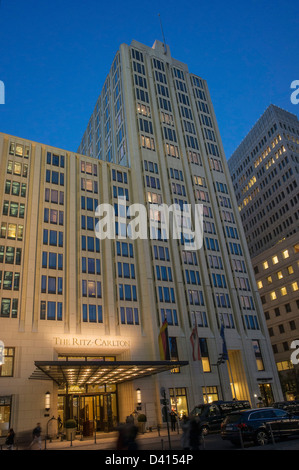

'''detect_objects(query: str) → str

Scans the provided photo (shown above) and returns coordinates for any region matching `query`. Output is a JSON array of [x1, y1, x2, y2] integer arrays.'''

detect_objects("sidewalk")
[[29, 429, 183, 451]]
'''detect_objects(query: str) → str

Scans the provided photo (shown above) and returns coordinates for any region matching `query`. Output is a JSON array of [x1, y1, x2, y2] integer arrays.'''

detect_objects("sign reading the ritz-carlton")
[[53, 336, 130, 348]]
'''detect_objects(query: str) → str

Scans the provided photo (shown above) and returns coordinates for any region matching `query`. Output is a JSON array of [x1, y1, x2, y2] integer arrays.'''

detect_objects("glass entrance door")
[[61, 393, 117, 434]]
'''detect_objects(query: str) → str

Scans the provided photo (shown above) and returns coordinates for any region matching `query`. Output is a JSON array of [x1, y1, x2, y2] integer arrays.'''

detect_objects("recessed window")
[[267, 275, 273, 284], [292, 282, 299, 292], [272, 255, 279, 265], [280, 287, 287, 296], [257, 280, 263, 289], [263, 261, 269, 270], [287, 265, 294, 275], [282, 250, 289, 259], [277, 271, 283, 280], [270, 291, 277, 300]]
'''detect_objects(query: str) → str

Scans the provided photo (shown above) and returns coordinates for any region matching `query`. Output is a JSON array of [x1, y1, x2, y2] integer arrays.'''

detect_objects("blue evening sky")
[[0, 0, 298, 159]]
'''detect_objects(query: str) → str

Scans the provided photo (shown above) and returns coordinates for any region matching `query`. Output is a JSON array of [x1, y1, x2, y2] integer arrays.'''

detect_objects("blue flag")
[[220, 323, 228, 361]]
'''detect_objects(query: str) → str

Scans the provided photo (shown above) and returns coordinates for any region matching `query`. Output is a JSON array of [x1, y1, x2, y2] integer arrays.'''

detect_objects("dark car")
[[221, 407, 299, 446], [190, 400, 251, 435]]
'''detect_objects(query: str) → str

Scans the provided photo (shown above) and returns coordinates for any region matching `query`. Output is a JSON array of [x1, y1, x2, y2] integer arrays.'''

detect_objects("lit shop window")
[[282, 250, 289, 259], [272, 255, 279, 265], [0, 348, 15, 377], [263, 261, 269, 270]]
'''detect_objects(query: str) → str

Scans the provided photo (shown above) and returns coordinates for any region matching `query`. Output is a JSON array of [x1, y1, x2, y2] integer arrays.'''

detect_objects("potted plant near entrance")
[[65, 419, 76, 441], [137, 414, 147, 434]]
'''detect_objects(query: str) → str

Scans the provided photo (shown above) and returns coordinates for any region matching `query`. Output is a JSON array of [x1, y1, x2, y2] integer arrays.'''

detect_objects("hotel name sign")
[[53, 336, 130, 349]]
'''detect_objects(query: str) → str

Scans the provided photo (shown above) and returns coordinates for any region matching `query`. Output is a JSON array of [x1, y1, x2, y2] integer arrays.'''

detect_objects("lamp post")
[[45, 391, 51, 412]]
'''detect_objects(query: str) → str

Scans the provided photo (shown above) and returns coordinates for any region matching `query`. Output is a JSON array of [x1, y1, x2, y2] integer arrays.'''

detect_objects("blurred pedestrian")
[[189, 418, 201, 451], [180, 416, 190, 450], [6, 428, 15, 450], [170, 411, 177, 431], [28, 423, 42, 450]]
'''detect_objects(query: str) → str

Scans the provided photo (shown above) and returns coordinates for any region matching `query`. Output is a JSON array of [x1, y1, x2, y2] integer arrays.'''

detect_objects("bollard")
[[268, 424, 276, 446], [238, 428, 244, 448], [157, 424, 160, 436], [70, 431, 73, 447], [161, 439, 164, 450]]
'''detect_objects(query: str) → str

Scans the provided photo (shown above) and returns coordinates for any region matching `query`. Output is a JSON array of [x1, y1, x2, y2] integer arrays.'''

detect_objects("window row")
[[46, 152, 65, 168], [82, 257, 101, 275], [0, 246, 22, 265], [43, 230, 63, 247], [45, 188, 64, 205], [119, 284, 138, 301], [5, 180, 27, 197], [40, 300, 62, 321], [42, 252, 63, 270], [0, 223, 24, 241], [46, 170, 65, 186], [0, 271, 20, 290], [3, 201, 25, 218], [0, 297, 18, 318], [7, 160, 28, 177], [41, 275, 63, 294], [82, 280, 102, 298]]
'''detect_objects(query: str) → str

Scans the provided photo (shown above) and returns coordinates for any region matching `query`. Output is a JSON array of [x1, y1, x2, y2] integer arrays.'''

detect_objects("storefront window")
[[0, 348, 14, 376], [202, 386, 219, 404], [169, 388, 188, 419], [0, 396, 12, 436]]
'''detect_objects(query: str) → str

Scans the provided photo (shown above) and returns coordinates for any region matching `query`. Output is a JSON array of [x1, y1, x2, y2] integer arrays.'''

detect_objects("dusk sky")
[[0, 0, 298, 159]]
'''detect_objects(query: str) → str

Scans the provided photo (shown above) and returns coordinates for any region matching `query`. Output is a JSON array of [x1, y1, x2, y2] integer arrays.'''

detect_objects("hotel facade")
[[228, 105, 299, 399], [0, 40, 282, 438]]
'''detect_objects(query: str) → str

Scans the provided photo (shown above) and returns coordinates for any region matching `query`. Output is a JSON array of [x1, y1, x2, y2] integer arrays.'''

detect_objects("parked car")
[[274, 401, 299, 415], [221, 407, 299, 446], [190, 400, 251, 435]]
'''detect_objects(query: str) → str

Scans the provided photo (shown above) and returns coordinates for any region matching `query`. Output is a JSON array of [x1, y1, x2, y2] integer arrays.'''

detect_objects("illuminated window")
[[294, 244, 299, 254], [292, 282, 299, 292], [272, 256, 279, 265], [257, 281, 263, 289], [270, 291, 277, 301], [267, 276, 273, 284], [280, 287, 287, 296], [287, 266, 294, 275], [277, 271, 283, 280], [282, 250, 289, 259], [263, 261, 269, 270]]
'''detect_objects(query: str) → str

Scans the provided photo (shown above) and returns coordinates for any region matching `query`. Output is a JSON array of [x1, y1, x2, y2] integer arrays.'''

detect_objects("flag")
[[220, 322, 228, 361], [159, 320, 170, 360], [190, 324, 201, 361]]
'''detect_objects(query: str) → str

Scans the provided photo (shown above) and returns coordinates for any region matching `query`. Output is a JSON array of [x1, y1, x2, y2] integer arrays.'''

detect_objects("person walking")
[[6, 428, 15, 450], [28, 423, 42, 450], [189, 418, 201, 451], [180, 416, 190, 450], [170, 411, 177, 432]]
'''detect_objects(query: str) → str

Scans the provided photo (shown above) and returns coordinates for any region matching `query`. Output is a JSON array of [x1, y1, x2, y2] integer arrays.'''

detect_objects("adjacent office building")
[[0, 40, 282, 438], [228, 105, 299, 399]]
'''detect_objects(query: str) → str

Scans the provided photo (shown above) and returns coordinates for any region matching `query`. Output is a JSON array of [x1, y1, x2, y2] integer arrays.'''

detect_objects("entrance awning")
[[30, 360, 189, 386]]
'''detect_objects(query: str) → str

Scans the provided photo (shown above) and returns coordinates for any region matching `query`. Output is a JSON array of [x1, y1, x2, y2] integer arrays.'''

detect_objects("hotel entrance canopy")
[[31, 360, 189, 386]]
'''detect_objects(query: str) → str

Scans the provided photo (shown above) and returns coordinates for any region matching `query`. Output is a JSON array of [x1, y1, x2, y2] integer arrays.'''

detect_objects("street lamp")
[[136, 388, 142, 409], [45, 391, 51, 411]]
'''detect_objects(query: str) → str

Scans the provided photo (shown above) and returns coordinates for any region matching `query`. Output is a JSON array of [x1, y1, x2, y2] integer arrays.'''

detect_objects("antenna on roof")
[[158, 14, 167, 54]]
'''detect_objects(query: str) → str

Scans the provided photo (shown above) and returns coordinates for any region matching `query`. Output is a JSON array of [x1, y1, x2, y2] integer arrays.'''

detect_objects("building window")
[[169, 388, 188, 419], [0, 348, 15, 377], [82, 304, 103, 323], [292, 282, 299, 292], [272, 256, 279, 265], [270, 291, 277, 301], [263, 261, 269, 270], [199, 338, 211, 372], [280, 287, 287, 296], [120, 307, 139, 325], [202, 386, 219, 404], [282, 250, 289, 259]]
